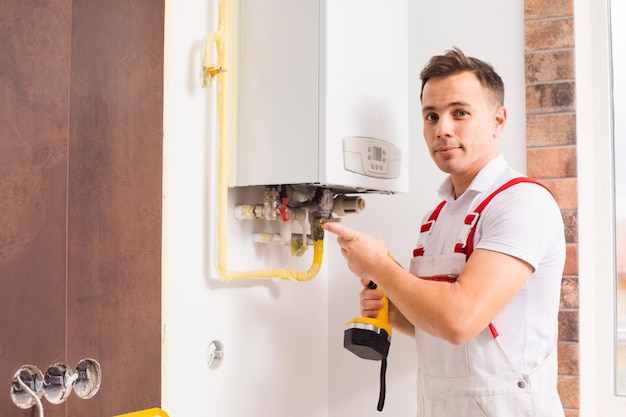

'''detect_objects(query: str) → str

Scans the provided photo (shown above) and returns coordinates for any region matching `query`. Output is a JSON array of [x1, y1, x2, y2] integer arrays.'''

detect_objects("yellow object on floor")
[[113, 408, 168, 417]]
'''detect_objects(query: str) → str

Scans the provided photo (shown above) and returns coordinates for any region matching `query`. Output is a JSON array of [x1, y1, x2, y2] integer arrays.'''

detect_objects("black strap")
[[368, 279, 387, 412], [377, 357, 387, 411]]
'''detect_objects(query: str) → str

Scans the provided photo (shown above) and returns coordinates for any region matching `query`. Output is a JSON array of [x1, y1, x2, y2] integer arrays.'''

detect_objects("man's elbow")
[[435, 319, 481, 345]]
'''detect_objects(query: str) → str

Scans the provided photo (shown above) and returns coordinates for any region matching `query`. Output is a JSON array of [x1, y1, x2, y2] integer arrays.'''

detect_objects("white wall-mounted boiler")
[[204, 0, 409, 280], [232, 0, 409, 194]]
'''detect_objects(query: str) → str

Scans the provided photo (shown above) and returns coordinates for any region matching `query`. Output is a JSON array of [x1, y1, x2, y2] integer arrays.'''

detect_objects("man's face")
[[421, 71, 506, 187]]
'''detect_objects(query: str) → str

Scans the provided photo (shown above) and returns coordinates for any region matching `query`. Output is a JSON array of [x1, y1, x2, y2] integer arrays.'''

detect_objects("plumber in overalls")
[[324, 47, 566, 417]]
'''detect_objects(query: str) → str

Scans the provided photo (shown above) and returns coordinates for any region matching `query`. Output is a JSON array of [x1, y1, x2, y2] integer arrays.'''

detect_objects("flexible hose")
[[218, 239, 323, 282], [16, 373, 44, 417]]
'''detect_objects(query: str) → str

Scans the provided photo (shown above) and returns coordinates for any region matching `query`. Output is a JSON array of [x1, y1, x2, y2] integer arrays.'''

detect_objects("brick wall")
[[524, 1, 579, 416]]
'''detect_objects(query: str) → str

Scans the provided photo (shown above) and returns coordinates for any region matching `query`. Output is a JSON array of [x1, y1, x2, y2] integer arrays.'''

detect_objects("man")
[[324, 48, 565, 416]]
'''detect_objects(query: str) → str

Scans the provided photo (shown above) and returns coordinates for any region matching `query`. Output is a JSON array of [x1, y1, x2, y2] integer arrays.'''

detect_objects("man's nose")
[[436, 115, 453, 138]]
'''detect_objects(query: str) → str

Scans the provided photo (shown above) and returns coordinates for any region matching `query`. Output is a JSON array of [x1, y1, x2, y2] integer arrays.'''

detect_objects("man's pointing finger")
[[323, 222, 358, 242]]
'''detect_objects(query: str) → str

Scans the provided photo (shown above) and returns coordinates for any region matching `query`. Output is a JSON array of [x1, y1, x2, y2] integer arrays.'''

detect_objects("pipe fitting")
[[333, 194, 366, 216]]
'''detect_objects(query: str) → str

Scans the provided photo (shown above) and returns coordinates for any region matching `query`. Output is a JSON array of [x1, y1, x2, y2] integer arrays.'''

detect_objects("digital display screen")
[[372, 146, 382, 161]]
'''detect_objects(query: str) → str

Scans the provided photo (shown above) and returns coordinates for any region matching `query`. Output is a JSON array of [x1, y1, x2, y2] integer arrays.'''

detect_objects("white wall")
[[163, 1, 525, 416]]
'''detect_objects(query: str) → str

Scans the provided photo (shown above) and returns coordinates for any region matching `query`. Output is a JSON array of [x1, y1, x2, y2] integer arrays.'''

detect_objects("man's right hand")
[[359, 279, 385, 318]]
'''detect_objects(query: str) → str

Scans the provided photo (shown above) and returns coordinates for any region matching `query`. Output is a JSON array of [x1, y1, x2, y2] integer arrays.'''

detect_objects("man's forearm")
[[388, 300, 415, 336]]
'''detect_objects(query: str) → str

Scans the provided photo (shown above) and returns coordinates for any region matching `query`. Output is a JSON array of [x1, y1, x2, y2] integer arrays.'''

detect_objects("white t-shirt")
[[420, 154, 566, 372]]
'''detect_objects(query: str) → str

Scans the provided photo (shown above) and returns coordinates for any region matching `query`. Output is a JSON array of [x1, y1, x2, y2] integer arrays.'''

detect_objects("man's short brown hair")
[[420, 47, 505, 107]]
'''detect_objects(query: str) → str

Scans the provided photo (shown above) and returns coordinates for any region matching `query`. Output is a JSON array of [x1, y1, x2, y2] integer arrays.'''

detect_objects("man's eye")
[[425, 113, 438, 121], [455, 110, 469, 117]]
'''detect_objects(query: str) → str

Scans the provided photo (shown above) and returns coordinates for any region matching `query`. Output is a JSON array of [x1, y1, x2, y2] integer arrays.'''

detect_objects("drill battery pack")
[[344, 324, 390, 361]]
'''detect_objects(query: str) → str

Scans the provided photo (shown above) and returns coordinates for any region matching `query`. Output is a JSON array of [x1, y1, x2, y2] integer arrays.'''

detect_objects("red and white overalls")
[[409, 177, 564, 417]]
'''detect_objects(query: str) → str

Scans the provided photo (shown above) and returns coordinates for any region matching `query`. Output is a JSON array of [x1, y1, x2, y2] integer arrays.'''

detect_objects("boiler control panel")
[[343, 136, 402, 179]]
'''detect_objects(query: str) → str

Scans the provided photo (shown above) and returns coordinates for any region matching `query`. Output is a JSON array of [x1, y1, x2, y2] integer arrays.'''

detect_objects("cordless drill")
[[344, 280, 391, 411]]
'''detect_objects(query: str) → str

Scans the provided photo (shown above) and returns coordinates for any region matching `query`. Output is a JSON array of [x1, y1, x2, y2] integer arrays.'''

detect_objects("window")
[[610, 0, 626, 396], [577, 0, 626, 414]]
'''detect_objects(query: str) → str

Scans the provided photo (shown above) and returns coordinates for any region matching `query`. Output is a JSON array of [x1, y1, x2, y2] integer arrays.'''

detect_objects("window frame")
[[576, 0, 626, 414]]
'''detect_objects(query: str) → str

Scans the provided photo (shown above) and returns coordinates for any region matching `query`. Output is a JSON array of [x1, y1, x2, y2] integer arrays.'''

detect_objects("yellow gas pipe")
[[113, 408, 168, 417], [203, 0, 323, 282]]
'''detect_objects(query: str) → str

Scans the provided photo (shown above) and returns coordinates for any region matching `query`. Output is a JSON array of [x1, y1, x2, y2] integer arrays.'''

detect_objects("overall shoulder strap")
[[461, 177, 551, 339], [455, 177, 553, 257], [413, 201, 447, 257]]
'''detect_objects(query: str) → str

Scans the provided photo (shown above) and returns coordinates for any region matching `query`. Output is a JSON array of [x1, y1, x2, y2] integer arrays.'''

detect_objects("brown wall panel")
[[0, 1, 71, 416], [0, 0, 164, 415], [66, 0, 164, 415]]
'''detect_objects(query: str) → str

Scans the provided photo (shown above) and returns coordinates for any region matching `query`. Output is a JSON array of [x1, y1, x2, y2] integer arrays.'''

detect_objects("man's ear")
[[493, 106, 507, 136]]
